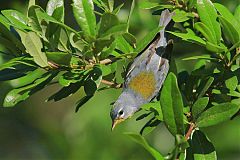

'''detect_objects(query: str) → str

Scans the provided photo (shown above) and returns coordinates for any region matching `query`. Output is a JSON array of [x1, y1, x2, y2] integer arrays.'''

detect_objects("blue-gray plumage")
[[110, 9, 174, 129]]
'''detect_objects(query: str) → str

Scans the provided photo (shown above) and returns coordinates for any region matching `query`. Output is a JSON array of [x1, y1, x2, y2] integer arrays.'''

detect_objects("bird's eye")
[[118, 110, 124, 116]]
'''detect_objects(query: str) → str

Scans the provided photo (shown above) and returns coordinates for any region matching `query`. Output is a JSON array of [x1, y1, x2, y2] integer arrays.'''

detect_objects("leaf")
[[192, 97, 209, 120], [135, 26, 162, 53], [127, 0, 135, 26], [72, 0, 96, 38], [214, 3, 240, 35], [197, 0, 221, 44], [101, 24, 128, 39], [25, 32, 49, 67], [168, 29, 206, 46], [234, 5, 240, 23], [186, 130, 217, 160], [140, 117, 161, 136], [10, 68, 46, 88], [225, 75, 238, 91], [46, 52, 71, 65], [219, 16, 240, 45], [98, 13, 119, 37], [1, 10, 31, 30], [46, 0, 64, 22], [0, 22, 26, 54], [28, 0, 35, 9], [183, 55, 217, 61], [59, 70, 86, 87], [139, 0, 160, 9], [206, 42, 226, 53], [28, 5, 43, 33], [160, 72, 185, 135], [113, 3, 124, 14], [115, 35, 133, 53], [84, 79, 97, 96], [75, 96, 93, 112], [125, 133, 164, 160], [3, 71, 57, 107], [196, 103, 239, 127], [172, 9, 194, 23], [194, 22, 216, 44], [0, 57, 36, 81], [123, 32, 136, 47], [197, 77, 214, 98], [48, 82, 83, 101]]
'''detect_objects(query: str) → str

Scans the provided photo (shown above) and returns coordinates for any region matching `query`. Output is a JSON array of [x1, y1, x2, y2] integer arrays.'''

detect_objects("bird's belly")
[[128, 71, 157, 100]]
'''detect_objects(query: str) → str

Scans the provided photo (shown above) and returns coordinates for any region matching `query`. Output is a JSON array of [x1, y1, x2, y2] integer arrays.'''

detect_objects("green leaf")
[[127, 0, 135, 26], [115, 35, 133, 53], [234, 5, 240, 23], [125, 133, 164, 160], [197, 77, 214, 98], [48, 82, 83, 101], [28, 0, 35, 9], [219, 16, 240, 45], [0, 57, 36, 81], [140, 117, 161, 136], [113, 3, 124, 14], [0, 22, 26, 53], [225, 75, 238, 91], [28, 5, 43, 33], [75, 95, 93, 112], [46, 52, 71, 65], [187, 130, 217, 160], [188, 0, 197, 9], [194, 22, 216, 44], [100, 24, 128, 39], [172, 9, 194, 23], [196, 103, 239, 127], [84, 79, 97, 96], [46, 0, 64, 22], [192, 97, 209, 120], [214, 3, 240, 35], [3, 71, 57, 107], [135, 26, 162, 53], [197, 0, 221, 44], [123, 32, 136, 47], [139, 0, 159, 9], [25, 32, 49, 67], [98, 13, 119, 37], [59, 70, 86, 87], [168, 29, 206, 46], [72, 0, 96, 38], [160, 72, 185, 135], [1, 10, 31, 30], [206, 42, 227, 53], [10, 68, 46, 88]]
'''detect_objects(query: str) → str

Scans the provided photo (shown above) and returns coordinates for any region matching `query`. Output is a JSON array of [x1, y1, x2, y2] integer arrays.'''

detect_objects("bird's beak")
[[111, 119, 124, 131]]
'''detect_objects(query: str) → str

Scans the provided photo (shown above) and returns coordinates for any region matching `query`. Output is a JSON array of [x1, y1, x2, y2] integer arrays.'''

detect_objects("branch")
[[185, 123, 195, 140], [101, 79, 122, 89]]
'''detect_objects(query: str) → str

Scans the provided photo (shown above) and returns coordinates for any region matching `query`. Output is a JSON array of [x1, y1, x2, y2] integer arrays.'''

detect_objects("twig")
[[85, 57, 118, 69], [185, 123, 195, 140], [101, 79, 122, 88]]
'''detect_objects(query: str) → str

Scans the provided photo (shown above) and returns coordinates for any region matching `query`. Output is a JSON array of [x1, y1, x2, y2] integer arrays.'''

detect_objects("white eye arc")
[[118, 109, 124, 117]]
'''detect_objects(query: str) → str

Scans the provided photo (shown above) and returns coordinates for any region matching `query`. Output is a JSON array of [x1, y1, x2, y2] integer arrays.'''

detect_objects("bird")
[[110, 9, 174, 130]]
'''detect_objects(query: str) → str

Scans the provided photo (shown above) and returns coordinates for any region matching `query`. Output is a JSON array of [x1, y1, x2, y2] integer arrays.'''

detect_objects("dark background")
[[0, 0, 239, 159]]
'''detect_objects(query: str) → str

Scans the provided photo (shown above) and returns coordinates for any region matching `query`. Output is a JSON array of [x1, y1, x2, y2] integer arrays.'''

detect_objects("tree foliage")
[[0, 0, 240, 159]]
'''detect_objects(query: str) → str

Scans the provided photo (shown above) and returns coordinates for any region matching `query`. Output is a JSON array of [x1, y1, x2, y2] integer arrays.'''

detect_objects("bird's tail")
[[157, 9, 175, 47]]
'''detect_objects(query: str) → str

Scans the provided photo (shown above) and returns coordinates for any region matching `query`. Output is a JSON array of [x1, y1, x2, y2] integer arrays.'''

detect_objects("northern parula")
[[110, 9, 174, 129]]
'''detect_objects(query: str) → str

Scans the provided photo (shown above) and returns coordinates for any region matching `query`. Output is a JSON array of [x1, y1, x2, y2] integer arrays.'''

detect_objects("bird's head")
[[110, 92, 140, 130]]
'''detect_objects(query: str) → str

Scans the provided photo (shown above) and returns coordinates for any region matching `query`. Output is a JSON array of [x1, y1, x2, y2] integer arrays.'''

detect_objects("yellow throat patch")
[[129, 71, 156, 99]]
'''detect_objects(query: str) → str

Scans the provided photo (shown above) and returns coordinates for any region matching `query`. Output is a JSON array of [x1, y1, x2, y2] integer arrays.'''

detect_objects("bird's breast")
[[128, 71, 156, 100]]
